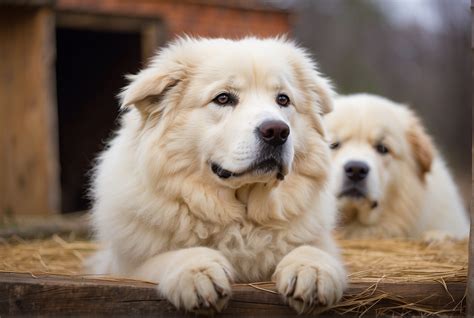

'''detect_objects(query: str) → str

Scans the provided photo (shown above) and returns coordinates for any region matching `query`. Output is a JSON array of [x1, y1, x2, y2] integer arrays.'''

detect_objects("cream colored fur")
[[89, 37, 346, 313], [325, 94, 469, 240]]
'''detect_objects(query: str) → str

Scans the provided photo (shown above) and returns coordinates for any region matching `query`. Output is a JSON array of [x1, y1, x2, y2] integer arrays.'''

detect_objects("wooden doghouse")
[[0, 0, 291, 215]]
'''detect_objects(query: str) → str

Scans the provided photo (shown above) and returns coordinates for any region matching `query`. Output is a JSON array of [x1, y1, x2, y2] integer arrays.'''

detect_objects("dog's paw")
[[273, 246, 346, 314], [158, 257, 233, 313]]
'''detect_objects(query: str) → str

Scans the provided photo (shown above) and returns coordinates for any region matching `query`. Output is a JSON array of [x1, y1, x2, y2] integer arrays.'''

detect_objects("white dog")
[[89, 37, 347, 313], [325, 94, 469, 240]]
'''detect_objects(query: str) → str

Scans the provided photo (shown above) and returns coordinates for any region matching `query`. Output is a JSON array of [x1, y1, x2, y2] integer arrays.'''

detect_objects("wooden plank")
[[0, 272, 466, 316], [0, 7, 60, 215], [0, 0, 54, 6], [0, 211, 89, 239], [468, 132, 473, 313], [469, 4, 474, 312], [56, 0, 291, 39], [141, 22, 164, 62], [468, 211, 473, 316], [472, 2, 474, 49], [56, 12, 162, 33]]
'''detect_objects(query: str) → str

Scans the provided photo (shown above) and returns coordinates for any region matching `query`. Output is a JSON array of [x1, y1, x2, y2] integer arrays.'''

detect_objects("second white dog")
[[325, 94, 469, 240]]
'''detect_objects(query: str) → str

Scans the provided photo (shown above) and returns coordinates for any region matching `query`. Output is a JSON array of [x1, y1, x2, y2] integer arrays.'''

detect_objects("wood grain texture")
[[56, 11, 160, 32], [468, 215, 473, 316], [468, 129, 473, 312], [56, 0, 291, 39], [0, 0, 54, 6], [0, 7, 60, 215], [141, 22, 164, 62], [0, 272, 466, 316]]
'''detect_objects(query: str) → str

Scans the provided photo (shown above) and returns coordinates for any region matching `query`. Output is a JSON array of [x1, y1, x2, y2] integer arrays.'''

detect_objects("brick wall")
[[57, 0, 291, 39]]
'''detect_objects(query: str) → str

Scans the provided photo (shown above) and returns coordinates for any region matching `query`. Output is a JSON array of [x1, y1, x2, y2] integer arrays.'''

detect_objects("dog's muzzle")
[[211, 120, 291, 181], [211, 155, 286, 180], [338, 160, 378, 209], [338, 160, 370, 198]]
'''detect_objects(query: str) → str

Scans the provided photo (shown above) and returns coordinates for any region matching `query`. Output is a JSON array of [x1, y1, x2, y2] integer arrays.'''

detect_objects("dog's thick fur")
[[89, 37, 346, 313], [325, 94, 469, 240]]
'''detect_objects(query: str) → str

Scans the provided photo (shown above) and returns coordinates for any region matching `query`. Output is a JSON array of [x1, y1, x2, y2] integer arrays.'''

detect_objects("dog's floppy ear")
[[298, 63, 335, 115], [313, 75, 334, 115], [406, 114, 434, 179], [119, 71, 181, 113], [290, 46, 335, 115], [119, 49, 187, 114]]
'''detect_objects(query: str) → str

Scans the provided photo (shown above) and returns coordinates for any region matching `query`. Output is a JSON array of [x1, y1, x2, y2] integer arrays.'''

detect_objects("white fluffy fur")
[[325, 94, 470, 240], [89, 37, 346, 313]]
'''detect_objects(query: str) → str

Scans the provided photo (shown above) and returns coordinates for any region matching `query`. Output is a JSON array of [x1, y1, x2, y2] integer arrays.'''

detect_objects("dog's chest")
[[159, 220, 295, 281], [206, 223, 300, 282]]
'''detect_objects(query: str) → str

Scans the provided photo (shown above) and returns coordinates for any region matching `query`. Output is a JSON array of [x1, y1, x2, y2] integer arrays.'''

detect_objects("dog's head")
[[324, 94, 434, 226], [120, 37, 334, 189]]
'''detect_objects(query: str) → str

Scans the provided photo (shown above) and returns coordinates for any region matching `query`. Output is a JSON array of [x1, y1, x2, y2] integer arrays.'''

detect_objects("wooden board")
[[0, 6, 60, 216], [0, 0, 54, 6], [469, 4, 474, 315], [0, 272, 466, 316], [468, 213, 473, 316]]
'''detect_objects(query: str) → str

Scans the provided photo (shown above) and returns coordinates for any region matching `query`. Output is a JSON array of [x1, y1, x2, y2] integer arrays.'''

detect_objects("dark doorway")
[[56, 27, 141, 213]]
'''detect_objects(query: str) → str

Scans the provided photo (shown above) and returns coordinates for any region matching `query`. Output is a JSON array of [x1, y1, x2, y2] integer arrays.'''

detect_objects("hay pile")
[[337, 239, 467, 316], [0, 234, 96, 275], [341, 239, 468, 284], [1, 235, 468, 283], [0, 235, 468, 315]]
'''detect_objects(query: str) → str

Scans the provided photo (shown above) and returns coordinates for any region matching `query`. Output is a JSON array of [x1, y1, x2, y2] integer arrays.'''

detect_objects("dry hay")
[[341, 239, 468, 284], [0, 234, 96, 275], [0, 235, 468, 316], [337, 239, 467, 316]]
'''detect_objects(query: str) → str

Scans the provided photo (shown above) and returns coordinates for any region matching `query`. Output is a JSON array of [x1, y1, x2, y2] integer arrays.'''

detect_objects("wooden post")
[[0, 6, 60, 216], [468, 3, 474, 316], [469, 209, 473, 316], [141, 23, 163, 62]]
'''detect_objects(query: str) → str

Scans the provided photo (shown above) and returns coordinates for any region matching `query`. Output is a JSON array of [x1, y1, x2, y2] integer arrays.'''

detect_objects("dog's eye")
[[329, 142, 340, 150], [213, 93, 236, 106], [375, 143, 389, 155], [276, 94, 290, 107]]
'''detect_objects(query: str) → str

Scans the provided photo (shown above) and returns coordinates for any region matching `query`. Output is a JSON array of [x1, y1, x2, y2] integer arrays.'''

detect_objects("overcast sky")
[[373, 0, 444, 31], [268, 0, 470, 32]]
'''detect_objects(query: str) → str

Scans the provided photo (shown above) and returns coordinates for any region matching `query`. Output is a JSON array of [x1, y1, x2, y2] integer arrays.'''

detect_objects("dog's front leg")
[[133, 247, 234, 313], [273, 245, 347, 314]]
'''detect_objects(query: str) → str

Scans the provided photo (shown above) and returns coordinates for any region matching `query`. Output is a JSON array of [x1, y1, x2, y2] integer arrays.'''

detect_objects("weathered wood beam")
[[0, 6, 60, 216], [0, 1, 54, 7], [0, 272, 465, 316], [468, 211, 473, 316], [56, 12, 160, 33], [468, 3, 474, 316], [141, 22, 164, 62], [0, 211, 89, 239]]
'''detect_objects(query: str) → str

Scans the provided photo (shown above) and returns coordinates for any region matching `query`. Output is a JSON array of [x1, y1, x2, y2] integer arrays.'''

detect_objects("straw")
[[0, 235, 467, 315]]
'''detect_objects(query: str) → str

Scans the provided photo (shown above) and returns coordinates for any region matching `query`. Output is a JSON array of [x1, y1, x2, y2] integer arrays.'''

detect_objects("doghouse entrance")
[[55, 27, 142, 213]]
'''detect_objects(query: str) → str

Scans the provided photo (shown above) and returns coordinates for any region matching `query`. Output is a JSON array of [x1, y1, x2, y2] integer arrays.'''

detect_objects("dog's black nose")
[[258, 120, 290, 146], [344, 161, 370, 182]]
